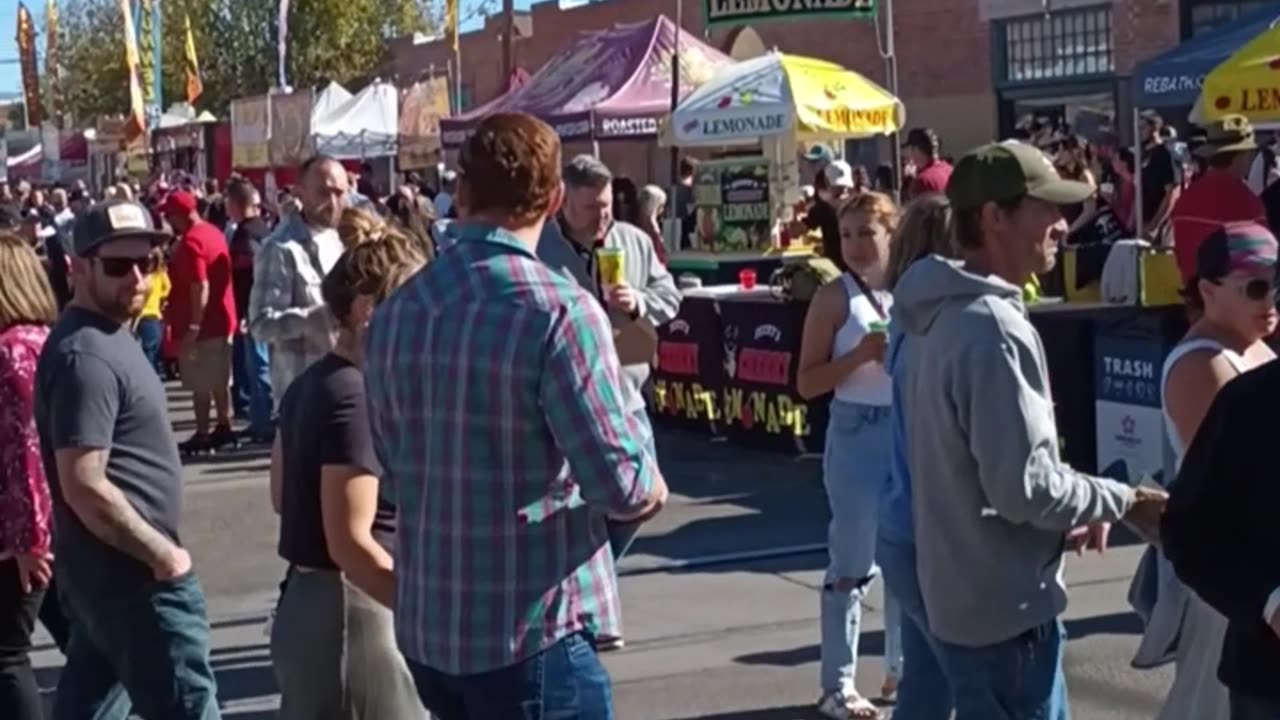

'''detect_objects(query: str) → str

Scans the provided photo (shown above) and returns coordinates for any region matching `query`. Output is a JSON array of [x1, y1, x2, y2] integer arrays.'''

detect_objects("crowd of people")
[[0, 105, 1278, 720]]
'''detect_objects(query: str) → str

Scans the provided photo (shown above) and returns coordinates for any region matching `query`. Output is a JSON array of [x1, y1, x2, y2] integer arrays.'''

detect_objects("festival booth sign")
[[440, 15, 732, 147], [270, 89, 316, 167], [703, 0, 874, 27], [1190, 14, 1280, 126], [398, 77, 451, 170], [312, 81, 399, 159], [231, 94, 270, 169]]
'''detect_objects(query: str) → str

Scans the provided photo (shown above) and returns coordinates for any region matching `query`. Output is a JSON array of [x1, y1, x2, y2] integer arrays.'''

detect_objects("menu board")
[[692, 156, 772, 252]]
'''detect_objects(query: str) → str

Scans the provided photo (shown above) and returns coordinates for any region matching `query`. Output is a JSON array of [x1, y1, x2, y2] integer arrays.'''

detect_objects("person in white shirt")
[[433, 170, 457, 219]]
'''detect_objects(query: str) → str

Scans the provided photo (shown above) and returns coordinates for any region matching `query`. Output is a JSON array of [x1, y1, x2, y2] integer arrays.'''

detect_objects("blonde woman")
[[878, 193, 957, 719], [270, 233, 430, 719], [0, 233, 58, 720], [638, 184, 669, 263], [338, 206, 391, 250], [798, 192, 902, 719]]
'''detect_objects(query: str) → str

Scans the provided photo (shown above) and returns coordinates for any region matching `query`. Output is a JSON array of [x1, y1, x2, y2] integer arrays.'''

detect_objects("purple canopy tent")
[[440, 15, 733, 147]]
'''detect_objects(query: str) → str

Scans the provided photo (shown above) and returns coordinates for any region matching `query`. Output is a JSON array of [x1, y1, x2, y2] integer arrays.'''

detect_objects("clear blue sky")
[[0, 0, 578, 98]]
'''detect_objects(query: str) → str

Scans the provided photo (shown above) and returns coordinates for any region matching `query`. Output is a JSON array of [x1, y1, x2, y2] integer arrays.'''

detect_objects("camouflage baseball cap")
[[946, 141, 1094, 212]]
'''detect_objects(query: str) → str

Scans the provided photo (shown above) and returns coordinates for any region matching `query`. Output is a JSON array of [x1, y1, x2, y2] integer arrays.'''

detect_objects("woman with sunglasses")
[[0, 232, 57, 720], [1134, 221, 1279, 720]]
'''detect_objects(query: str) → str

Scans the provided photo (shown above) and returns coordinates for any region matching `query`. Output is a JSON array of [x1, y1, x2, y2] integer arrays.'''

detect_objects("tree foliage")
[[53, 0, 444, 125]]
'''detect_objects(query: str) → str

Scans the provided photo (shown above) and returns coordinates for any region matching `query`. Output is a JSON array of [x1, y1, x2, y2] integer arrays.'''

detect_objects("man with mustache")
[[249, 154, 350, 408]]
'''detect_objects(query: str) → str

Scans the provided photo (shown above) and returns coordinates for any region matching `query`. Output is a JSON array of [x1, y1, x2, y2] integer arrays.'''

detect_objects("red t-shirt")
[[165, 221, 238, 339], [911, 159, 954, 198], [1170, 169, 1267, 284]]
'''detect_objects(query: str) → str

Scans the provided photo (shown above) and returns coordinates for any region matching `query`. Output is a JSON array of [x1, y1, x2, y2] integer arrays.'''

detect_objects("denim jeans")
[[53, 567, 219, 720], [407, 632, 613, 720], [935, 620, 1068, 720], [136, 318, 165, 377], [877, 535, 953, 720], [232, 332, 273, 437], [605, 409, 656, 561], [1232, 692, 1280, 720], [820, 400, 898, 694]]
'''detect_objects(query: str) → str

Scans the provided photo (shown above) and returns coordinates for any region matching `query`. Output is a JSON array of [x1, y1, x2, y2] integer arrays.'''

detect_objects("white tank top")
[[831, 274, 893, 406], [1159, 338, 1246, 466]]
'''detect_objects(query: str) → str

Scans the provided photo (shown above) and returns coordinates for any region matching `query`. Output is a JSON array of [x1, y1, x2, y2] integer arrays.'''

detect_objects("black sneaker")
[[210, 424, 240, 451], [179, 433, 213, 456]]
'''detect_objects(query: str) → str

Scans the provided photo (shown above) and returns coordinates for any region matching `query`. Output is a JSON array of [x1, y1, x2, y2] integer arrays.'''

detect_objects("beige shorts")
[[179, 337, 233, 394]]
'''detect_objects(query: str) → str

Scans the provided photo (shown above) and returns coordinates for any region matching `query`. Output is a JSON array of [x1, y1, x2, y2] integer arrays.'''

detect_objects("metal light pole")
[[883, 0, 901, 196], [502, 0, 515, 84]]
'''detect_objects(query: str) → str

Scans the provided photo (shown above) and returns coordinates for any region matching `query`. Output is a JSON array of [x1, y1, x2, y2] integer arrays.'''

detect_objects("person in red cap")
[[162, 189, 238, 454]]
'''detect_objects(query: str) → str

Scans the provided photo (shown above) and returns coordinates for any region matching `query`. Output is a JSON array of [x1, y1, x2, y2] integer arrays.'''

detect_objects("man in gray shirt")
[[35, 199, 219, 719], [892, 142, 1166, 719]]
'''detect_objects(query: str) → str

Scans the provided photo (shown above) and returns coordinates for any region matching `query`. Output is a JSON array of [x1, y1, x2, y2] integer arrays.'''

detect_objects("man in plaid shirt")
[[364, 112, 668, 718]]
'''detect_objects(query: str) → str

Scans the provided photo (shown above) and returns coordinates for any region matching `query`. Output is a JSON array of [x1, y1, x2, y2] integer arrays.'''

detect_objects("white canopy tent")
[[311, 81, 399, 159], [312, 82, 354, 123]]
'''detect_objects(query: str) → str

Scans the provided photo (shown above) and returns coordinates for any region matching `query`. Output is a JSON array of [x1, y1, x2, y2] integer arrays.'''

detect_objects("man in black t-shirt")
[[1139, 111, 1181, 242], [226, 179, 274, 443], [34, 199, 218, 719], [805, 161, 854, 273]]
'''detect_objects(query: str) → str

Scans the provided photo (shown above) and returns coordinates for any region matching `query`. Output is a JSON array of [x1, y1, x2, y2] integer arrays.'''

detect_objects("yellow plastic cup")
[[597, 247, 625, 286]]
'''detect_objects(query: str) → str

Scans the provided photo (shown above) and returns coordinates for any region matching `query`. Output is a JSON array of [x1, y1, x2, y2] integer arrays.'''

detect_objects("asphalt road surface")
[[31, 388, 1174, 718]]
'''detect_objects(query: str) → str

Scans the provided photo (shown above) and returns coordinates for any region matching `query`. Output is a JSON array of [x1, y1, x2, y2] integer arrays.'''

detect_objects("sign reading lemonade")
[[704, 0, 875, 26]]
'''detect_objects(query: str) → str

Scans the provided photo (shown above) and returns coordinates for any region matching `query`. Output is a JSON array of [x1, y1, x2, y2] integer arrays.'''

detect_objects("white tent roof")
[[312, 82, 354, 126], [312, 81, 398, 158]]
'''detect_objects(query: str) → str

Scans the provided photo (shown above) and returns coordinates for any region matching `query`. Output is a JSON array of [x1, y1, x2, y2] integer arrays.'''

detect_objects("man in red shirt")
[[1170, 115, 1267, 288], [162, 190, 238, 454], [903, 127, 953, 201]]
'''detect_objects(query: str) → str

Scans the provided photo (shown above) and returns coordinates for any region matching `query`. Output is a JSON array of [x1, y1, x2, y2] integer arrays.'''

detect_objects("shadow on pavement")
[[664, 705, 822, 719], [732, 611, 1144, 669]]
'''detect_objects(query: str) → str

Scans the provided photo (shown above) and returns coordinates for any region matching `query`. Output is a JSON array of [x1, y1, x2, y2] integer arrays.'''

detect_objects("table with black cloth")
[[652, 287, 1187, 465]]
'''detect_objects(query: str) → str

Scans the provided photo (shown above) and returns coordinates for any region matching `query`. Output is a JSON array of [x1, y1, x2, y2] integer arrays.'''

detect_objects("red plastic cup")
[[739, 268, 757, 290]]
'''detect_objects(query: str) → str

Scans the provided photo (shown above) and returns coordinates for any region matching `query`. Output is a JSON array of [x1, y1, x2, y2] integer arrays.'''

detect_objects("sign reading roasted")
[[704, 0, 874, 26]]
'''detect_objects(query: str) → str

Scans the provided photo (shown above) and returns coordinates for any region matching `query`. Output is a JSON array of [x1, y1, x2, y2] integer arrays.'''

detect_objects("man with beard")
[[34, 199, 219, 719], [249, 154, 349, 406]]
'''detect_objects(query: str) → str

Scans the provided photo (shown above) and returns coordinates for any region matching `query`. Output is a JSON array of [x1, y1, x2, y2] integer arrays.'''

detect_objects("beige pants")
[[178, 337, 232, 394]]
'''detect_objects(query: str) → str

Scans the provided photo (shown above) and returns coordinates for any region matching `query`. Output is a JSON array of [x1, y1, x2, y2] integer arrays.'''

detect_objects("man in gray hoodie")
[[891, 141, 1167, 719]]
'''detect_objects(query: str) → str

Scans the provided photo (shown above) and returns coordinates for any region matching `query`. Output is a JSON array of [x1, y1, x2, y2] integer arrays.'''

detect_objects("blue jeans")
[[877, 535, 953, 719], [605, 409, 656, 561], [135, 318, 164, 376], [1232, 692, 1280, 720], [935, 620, 1068, 720], [232, 332, 273, 437], [53, 568, 219, 720], [407, 632, 613, 720], [820, 400, 899, 694]]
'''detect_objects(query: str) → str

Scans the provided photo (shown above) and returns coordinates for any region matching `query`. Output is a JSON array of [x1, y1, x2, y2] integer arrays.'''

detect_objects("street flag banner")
[[137, 0, 156, 110], [398, 77, 452, 170], [16, 2, 43, 127], [278, 0, 290, 89], [703, 0, 874, 27], [184, 13, 203, 103], [269, 89, 314, 167], [445, 0, 459, 52], [231, 95, 271, 168], [45, 0, 61, 126], [118, 0, 146, 141]]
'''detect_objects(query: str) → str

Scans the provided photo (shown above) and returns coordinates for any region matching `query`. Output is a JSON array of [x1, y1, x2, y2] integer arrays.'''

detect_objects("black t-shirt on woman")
[[277, 352, 396, 569]]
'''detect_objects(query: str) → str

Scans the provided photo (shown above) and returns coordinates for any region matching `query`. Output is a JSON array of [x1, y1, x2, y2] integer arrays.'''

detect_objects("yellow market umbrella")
[[665, 51, 904, 146], [1193, 18, 1280, 125]]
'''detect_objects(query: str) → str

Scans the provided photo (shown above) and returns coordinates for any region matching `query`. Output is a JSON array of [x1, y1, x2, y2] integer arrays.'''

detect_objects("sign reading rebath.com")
[[704, 0, 875, 26]]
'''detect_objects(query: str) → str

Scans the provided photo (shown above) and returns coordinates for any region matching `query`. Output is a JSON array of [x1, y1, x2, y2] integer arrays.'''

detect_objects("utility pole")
[[502, 0, 516, 85]]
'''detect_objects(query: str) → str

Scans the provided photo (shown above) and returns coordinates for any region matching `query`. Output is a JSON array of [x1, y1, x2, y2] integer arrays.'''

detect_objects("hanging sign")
[[703, 0, 875, 27]]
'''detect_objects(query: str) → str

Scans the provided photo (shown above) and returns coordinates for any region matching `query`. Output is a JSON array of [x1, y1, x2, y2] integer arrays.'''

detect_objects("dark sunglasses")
[[94, 254, 160, 278]]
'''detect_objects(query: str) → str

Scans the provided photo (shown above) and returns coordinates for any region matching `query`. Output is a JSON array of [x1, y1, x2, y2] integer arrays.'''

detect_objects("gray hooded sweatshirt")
[[892, 255, 1136, 647]]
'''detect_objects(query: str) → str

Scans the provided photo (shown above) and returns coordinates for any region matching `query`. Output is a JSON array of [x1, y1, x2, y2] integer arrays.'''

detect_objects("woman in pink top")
[[0, 232, 57, 720]]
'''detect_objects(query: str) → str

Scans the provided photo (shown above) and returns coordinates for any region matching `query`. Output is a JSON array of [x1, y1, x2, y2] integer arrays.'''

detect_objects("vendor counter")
[[666, 249, 813, 287], [652, 287, 1188, 479]]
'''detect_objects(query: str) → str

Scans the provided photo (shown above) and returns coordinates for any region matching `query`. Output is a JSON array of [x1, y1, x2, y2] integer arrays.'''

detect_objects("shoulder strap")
[[846, 271, 887, 320]]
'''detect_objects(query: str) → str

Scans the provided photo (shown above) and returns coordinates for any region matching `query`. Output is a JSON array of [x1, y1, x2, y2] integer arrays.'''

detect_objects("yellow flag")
[[138, 0, 154, 106], [184, 13, 203, 104], [45, 0, 61, 124], [445, 0, 458, 53], [118, 0, 145, 140]]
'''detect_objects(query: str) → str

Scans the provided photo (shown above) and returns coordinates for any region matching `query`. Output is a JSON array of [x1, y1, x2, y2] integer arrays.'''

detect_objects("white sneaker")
[[817, 689, 882, 720]]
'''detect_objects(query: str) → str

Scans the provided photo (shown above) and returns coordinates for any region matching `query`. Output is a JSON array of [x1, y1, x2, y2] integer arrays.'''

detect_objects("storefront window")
[[1002, 7, 1114, 83], [1187, 0, 1269, 36]]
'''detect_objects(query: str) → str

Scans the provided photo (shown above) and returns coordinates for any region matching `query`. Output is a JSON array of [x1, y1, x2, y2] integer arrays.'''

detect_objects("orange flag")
[[183, 13, 203, 104]]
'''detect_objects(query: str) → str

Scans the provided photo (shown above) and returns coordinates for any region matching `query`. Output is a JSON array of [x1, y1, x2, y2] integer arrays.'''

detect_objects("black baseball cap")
[[946, 141, 1094, 212], [72, 199, 170, 257]]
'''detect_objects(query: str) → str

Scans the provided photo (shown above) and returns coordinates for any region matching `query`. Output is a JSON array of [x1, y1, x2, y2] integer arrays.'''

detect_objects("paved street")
[[32, 387, 1174, 718]]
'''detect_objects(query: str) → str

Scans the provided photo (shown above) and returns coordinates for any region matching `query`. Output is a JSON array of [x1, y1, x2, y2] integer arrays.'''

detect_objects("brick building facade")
[[385, 0, 1255, 181]]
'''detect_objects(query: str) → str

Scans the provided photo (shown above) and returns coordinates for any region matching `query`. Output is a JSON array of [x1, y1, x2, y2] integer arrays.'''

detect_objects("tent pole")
[[668, 0, 683, 255]]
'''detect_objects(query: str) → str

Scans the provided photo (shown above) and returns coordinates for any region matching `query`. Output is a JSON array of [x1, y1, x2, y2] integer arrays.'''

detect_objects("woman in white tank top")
[[798, 191, 902, 719], [1133, 222, 1278, 720]]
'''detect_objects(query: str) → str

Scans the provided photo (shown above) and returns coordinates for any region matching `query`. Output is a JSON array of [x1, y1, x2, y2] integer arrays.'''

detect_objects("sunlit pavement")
[[31, 388, 1172, 718]]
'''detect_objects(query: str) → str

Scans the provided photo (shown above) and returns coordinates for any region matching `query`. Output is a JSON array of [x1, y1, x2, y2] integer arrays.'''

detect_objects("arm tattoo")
[[66, 451, 175, 569]]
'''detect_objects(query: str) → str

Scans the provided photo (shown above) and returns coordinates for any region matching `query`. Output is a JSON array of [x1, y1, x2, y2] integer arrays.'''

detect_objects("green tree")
[[56, 0, 445, 124]]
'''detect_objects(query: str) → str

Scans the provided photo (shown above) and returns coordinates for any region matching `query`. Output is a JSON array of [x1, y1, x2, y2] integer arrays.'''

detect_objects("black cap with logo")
[[72, 199, 171, 257]]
